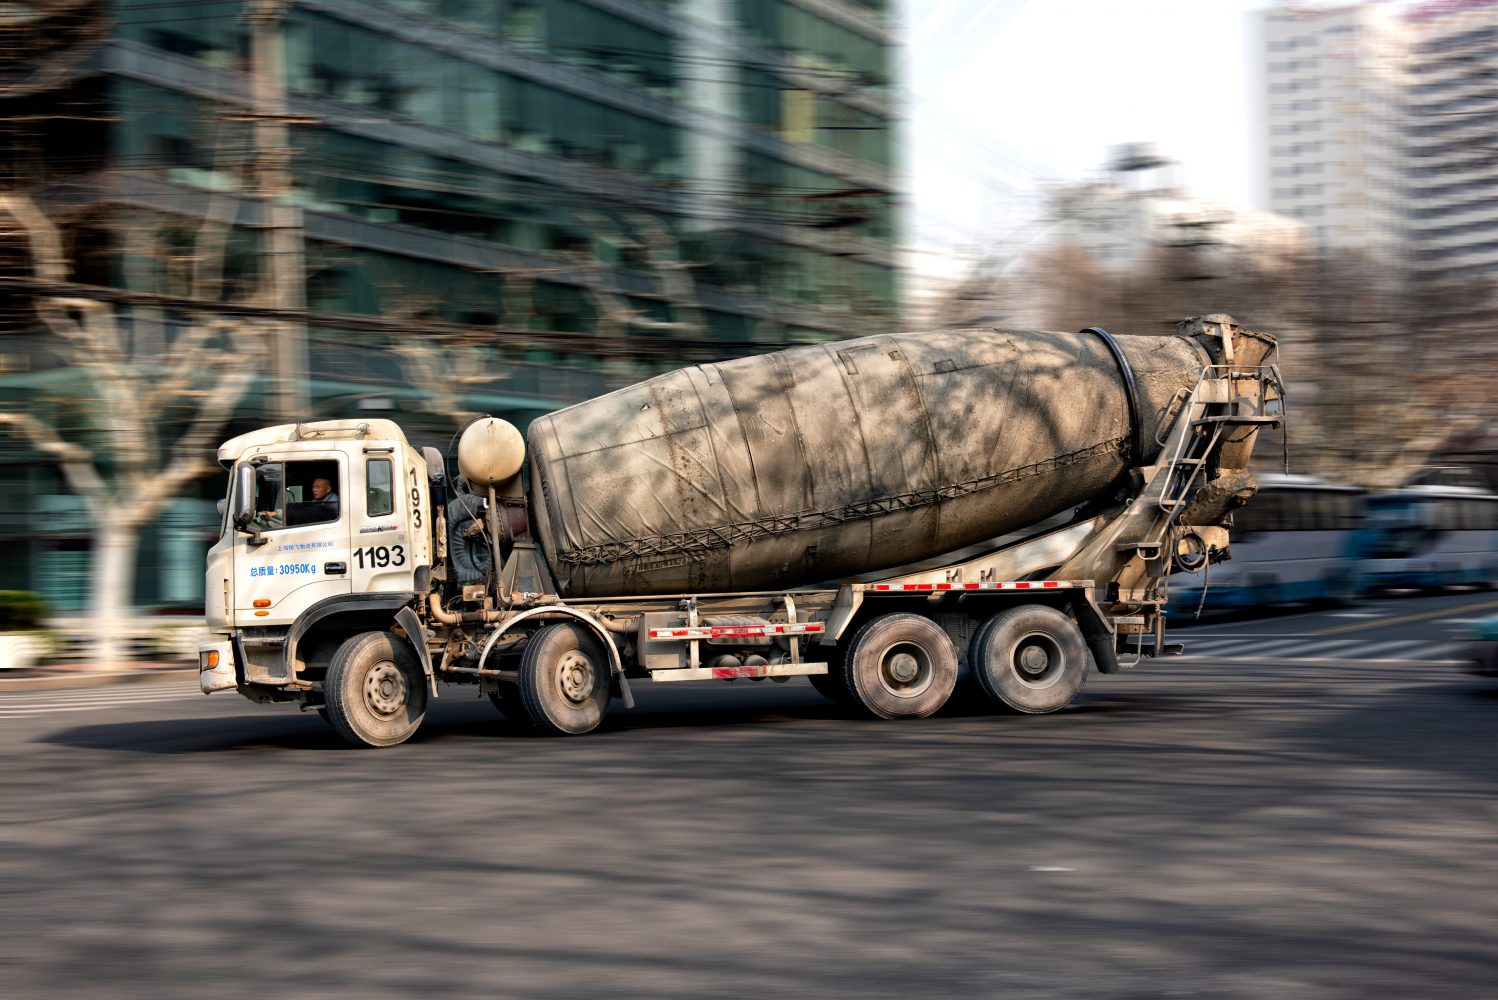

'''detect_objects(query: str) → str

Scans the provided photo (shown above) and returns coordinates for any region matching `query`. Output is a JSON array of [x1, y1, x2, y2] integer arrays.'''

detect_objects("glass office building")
[[0, 0, 902, 609]]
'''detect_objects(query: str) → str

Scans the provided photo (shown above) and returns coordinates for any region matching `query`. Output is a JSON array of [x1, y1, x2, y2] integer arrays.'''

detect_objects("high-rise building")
[[1258, 1, 1406, 254], [1404, 0, 1498, 281], [0, 0, 902, 610]]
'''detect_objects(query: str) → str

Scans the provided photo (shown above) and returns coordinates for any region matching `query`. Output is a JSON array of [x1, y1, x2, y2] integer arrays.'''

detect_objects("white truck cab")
[[201, 419, 431, 694]]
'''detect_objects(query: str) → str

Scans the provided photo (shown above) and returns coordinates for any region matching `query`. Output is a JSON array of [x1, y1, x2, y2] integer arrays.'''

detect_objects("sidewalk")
[[0, 614, 209, 692], [0, 659, 197, 693]]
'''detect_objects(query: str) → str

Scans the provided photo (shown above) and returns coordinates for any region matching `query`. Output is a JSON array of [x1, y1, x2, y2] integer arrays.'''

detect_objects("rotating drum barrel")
[[526, 326, 1219, 598]]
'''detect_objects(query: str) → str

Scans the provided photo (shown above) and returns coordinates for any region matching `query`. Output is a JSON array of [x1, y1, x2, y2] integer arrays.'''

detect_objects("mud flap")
[[1070, 593, 1121, 674], [395, 605, 439, 699]]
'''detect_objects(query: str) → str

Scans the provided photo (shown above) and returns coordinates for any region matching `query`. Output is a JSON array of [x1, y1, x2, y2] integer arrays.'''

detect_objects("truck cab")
[[201, 419, 431, 694]]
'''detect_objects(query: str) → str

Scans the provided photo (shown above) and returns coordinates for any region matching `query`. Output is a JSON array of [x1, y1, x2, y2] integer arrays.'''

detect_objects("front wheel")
[[971, 605, 1087, 714], [517, 623, 611, 735], [324, 631, 428, 747], [840, 613, 957, 719]]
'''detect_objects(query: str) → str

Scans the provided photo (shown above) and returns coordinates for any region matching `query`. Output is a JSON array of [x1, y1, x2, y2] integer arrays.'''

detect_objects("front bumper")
[[198, 640, 237, 694]]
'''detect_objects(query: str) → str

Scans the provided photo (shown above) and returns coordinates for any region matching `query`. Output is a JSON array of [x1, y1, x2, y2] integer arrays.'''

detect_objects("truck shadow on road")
[[35, 683, 1210, 755]]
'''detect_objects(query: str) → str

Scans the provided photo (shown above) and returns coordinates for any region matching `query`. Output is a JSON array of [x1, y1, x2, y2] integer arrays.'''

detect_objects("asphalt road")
[[6, 592, 1498, 999]]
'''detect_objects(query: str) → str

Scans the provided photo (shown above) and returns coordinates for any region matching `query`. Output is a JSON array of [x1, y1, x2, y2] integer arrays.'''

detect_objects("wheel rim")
[[556, 649, 597, 705], [1009, 632, 1063, 689], [876, 641, 934, 698], [364, 660, 408, 717]]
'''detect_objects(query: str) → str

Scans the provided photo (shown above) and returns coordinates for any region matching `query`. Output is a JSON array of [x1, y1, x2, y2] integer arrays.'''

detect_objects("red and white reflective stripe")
[[712, 666, 767, 679], [648, 622, 827, 641], [869, 581, 1079, 592]]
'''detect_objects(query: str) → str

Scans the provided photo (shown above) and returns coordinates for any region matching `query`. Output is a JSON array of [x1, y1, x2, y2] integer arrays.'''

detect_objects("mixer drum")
[[526, 327, 1210, 598]]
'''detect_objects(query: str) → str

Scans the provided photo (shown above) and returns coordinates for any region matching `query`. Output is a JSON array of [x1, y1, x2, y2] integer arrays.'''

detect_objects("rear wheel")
[[840, 613, 957, 719], [971, 605, 1087, 714], [324, 631, 428, 747], [517, 623, 611, 735]]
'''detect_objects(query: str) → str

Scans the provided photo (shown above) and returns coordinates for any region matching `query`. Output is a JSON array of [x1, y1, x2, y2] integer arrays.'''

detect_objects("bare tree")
[[0, 193, 265, 669], [390, 212, 710, 431], [924, 234, 1498, 488], [389, 329, 494, 431], [1266, 251, 1498, 487]]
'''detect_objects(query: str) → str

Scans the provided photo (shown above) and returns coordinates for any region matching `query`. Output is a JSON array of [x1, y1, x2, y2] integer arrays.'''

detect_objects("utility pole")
[[246, 0, 308, 420]]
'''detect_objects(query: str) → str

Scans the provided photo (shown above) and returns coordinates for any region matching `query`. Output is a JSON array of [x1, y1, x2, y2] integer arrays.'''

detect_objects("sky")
[[903, 0, 1270, 280]]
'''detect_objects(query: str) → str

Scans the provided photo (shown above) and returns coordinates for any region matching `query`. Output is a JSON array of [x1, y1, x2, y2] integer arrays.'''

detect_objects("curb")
[[0, 666, 198, 694]]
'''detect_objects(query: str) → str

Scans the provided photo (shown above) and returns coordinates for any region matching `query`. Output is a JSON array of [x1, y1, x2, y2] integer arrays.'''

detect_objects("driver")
[[311, 477, 339, 505]]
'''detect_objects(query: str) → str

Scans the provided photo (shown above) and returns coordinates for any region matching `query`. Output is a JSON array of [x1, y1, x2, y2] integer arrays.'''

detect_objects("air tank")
[[526, 321, 1268, 598]]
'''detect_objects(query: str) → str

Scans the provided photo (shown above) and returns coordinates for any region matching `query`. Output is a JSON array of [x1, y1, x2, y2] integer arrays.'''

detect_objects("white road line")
[[1172, 640, 1381, 661], [1210, 657, 1467, 667], [1178, 636, 1470, 663], [1291, 640, 1368, 659], [1, 688, 202, 705], [1180, 640, 1263, 657], [1169, 633, 1306, 640], [1243, 639, 1316, 657], [0, 690, 204, 718], [2, 687, 198, 706], [1370, 640, 1437, 660]]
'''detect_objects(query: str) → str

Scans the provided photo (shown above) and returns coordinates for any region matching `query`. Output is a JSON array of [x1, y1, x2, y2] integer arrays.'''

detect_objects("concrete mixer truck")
[[198, 314, 1283, 747]]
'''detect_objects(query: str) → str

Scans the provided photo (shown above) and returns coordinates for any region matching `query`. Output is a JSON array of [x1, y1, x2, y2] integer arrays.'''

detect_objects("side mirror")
[[232, 464, 255, 530]]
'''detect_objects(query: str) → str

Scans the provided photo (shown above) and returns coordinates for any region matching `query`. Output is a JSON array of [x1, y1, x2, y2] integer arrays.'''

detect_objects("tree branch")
[[0, 411, 109, 512]]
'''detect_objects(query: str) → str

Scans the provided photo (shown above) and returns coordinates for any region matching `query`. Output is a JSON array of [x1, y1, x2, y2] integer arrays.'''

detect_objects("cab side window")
[[367, 458, 394, 517]]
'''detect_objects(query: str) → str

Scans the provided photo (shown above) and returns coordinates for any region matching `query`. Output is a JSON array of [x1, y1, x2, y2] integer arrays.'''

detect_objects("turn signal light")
[[204, 650, 220, 668], [253, 599, 271, 608], [254, 610, 270, 617]]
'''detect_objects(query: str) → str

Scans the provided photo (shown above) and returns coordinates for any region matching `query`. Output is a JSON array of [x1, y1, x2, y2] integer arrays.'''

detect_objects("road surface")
[[5, 591, 1498, 999]]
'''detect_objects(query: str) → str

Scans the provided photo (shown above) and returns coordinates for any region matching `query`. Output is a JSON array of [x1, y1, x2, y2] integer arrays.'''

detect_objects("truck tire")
[[840, 613, 957, 719], [971, 605, 1087, 714], [517, 623, 611, 736], [324, 631, 428, 748]]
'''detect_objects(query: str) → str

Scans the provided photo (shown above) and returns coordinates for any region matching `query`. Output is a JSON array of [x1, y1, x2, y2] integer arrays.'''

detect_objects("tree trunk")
[[91, 526, 139, 672]]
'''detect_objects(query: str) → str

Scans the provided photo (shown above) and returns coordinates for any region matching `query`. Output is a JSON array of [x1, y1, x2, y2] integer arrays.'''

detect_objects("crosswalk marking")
[[1172, 636, 1469, 663], [1290, 639, 1364, 659], [1236, 638, 1307, 657], [0, 685, 204, 719], [1375, 640, 1433, 659], [1183, 639, 1261, 657]]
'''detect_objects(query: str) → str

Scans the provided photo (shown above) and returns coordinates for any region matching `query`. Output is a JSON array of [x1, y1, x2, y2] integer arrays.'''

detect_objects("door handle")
[[324, 562, 347, 575]]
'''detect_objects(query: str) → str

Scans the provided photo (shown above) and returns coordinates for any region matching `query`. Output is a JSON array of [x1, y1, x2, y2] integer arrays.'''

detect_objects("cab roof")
[[217, 419, 411, 465]]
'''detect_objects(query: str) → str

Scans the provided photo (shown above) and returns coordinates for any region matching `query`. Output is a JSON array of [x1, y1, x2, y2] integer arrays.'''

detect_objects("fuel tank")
[[526, 324, 1249, 598]]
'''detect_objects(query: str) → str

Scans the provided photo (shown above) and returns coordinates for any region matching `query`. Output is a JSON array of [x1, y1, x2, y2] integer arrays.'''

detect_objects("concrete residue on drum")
[[527, 325, 1232, 598]]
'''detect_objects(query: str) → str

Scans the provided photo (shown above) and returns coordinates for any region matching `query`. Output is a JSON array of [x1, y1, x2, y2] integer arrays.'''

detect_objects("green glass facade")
[[1, 0, 901, 611]]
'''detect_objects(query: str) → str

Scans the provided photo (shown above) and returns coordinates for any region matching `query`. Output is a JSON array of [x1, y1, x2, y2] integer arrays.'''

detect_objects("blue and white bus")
[[1169, 474, 1366, 615], [1360, 486, 1498, 591]]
